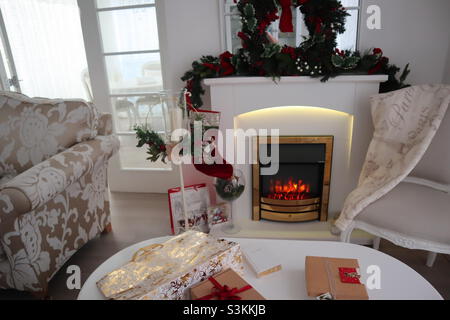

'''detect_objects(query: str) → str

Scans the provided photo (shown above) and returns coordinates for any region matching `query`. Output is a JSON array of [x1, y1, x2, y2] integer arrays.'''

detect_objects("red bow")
[[196, 276, 253, 300], [338, 267, 361, 284], [279, 0, 294, 33]]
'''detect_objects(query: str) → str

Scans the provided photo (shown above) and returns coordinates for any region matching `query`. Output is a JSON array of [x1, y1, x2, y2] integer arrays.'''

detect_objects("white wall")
[[157, 0, 223, 193], [359, 0, 450, 85], [444, 33, 450, 84], [158, 0, 222, 91]]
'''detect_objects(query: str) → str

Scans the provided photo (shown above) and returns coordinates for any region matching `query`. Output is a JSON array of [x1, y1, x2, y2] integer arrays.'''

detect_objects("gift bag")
[[207, 203, 230, 230], [96, 231, 244, 300], [168, 183, 210, 235]]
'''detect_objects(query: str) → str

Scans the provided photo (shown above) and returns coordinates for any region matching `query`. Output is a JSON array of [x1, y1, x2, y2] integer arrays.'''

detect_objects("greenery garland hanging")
[[182, 0, 410, 109]]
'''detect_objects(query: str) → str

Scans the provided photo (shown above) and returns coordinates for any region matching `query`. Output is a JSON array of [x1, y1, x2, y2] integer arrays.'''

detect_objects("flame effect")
[[267, 177, 312, 200]]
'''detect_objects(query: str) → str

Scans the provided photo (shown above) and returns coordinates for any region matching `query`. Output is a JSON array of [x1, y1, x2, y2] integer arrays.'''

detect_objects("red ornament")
[[202, 63, 220, 73], [368, 56, 389, 75], [219, 51, 235, 77], [257, 21, 269, 35], [335, 48, 345, 57], [237, 31, 250, 48], [237, 31, 249, 41], [267, 10, 279, 22], [373, 48, 383, 55]]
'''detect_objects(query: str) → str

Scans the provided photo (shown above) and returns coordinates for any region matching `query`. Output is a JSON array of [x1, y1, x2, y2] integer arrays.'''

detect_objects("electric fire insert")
[[252, 136, 333, 222]]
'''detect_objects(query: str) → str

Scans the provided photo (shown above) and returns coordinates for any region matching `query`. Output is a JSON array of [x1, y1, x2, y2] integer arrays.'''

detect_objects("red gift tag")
[[338, 267, 361, 284]]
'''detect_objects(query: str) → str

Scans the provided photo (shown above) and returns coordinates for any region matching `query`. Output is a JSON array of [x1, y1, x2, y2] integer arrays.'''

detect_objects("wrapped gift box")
[[305, 256, 369, 300], [97, 231, 244, 300], [190, 269, 265, 300]]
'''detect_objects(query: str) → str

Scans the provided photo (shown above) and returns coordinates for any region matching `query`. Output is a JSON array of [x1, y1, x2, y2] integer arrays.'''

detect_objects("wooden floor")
[[0, 192, 449, 300]]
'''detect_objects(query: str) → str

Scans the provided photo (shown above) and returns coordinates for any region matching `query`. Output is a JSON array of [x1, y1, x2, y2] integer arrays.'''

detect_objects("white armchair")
[[340, 104, 450, 267]]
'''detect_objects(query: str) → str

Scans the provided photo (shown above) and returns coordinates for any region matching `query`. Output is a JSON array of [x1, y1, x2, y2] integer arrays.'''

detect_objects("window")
[[336, 0, 360, 51], [222, 0, 360, 53], [0, 0, 90, 100]]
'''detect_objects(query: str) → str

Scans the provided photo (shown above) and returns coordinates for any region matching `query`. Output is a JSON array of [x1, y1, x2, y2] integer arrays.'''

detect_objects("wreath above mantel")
[[182, 0, 410, 109]]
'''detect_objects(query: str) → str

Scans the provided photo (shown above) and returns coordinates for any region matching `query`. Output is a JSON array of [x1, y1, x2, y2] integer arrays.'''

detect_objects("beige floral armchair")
[[0, 92, 119, 296]]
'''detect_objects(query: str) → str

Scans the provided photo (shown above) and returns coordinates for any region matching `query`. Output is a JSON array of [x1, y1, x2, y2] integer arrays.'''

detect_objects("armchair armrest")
[[0, 135, 119, 214], [98, 113, 114, 136], [0, 188, 31, 226]]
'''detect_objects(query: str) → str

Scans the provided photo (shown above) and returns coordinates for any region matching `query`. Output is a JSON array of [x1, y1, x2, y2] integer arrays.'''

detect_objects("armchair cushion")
[[0, 92, 99, 177], [356, 182, 450, 244]]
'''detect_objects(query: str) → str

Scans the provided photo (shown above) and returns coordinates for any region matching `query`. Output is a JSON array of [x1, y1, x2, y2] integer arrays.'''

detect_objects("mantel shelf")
[[204, 75, 388, 86]]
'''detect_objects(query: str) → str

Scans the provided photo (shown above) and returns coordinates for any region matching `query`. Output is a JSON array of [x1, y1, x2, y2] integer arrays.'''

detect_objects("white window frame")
[[219, 0, 361, 53], [343, 0, 361, 51]]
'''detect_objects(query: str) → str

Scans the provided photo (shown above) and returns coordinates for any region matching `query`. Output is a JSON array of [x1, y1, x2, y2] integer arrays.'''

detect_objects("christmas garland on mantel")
[[182, 0, 410, 109]]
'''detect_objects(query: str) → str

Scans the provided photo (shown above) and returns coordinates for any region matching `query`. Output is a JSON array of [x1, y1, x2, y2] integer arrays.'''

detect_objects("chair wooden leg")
[[426, 252, 437, 267], [102, 223, 113, 234], [372, 237, 381, 250]]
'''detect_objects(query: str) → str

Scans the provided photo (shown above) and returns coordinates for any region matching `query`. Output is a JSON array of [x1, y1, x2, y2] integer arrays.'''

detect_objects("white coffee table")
[[78, 236, 442, 300]]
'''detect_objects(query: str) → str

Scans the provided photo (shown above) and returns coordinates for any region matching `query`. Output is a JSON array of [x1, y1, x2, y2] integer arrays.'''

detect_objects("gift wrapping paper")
[[96, 231, 244, 300]]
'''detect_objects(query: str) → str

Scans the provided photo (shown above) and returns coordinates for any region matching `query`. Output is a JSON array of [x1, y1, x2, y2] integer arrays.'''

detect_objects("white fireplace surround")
[[200, 75, 388, 241]]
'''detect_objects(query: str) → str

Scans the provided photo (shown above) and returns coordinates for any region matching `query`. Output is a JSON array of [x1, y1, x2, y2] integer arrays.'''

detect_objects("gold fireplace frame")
[[252, 136, 333, 222]]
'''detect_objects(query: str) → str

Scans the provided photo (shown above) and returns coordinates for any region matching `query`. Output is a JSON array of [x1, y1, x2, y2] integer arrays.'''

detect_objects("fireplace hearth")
[[252, 136, 333, 222]]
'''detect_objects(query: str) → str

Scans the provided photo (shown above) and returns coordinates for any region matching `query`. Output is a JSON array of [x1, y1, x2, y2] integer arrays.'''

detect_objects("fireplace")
[[252, 136, 333, 222]]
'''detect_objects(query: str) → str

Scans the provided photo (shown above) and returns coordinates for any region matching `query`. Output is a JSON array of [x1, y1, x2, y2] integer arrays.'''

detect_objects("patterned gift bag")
[[168, 183, 210, 234]]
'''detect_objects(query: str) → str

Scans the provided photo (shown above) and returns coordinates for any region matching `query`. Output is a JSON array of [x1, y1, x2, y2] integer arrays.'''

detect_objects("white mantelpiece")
[[203, 75, 388, 241]]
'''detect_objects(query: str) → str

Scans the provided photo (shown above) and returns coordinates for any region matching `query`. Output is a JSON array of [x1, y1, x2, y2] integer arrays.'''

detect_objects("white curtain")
[[0, 0, 90, 100]]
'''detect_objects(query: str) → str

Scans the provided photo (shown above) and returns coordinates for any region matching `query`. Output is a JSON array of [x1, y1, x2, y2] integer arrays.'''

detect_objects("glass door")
[[96, 0, 170, 171], [78, 0, 179, 193]]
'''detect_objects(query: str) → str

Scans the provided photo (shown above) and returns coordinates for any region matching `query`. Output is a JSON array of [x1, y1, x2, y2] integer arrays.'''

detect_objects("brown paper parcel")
[[305, 256, 369, 300], [97, 231, 244, 300], [190, 268, 265, 300]]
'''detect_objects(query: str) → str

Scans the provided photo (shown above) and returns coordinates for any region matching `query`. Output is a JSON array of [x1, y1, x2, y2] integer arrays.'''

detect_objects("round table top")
[[78, 236, 442, 300]]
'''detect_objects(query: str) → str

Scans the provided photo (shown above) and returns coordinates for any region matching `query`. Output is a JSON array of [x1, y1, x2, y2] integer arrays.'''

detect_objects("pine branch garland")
[[182, 0, 410, 109]]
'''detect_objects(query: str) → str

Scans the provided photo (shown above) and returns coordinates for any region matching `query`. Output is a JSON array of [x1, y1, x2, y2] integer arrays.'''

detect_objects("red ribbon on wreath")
[[196, 276, 253, 300], [279, 0, 294, 33]]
